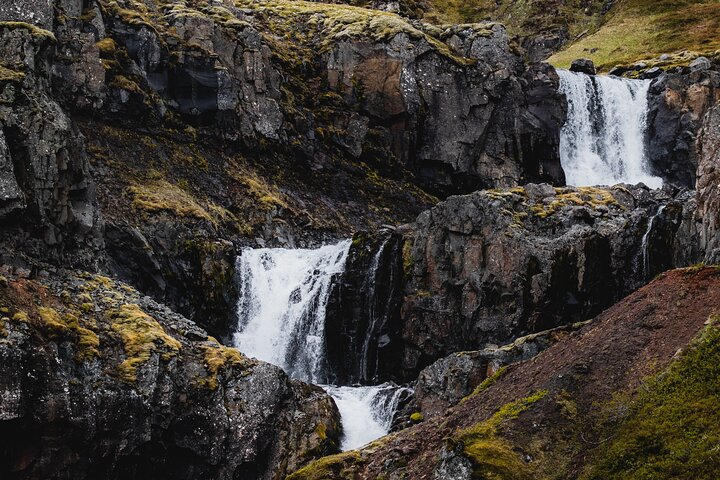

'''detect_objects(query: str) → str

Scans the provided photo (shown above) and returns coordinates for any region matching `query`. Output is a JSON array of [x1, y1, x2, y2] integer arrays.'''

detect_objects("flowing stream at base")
[[557, 69, 663, 188], [233, 240, 408, 451]]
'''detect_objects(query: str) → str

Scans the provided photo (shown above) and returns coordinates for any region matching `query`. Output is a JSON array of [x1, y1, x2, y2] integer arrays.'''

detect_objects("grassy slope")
[[549, 0, 720, 71]]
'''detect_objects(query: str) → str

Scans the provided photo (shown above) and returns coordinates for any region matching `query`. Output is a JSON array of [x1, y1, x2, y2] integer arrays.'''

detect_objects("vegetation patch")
[[0, 64, 25, 82], [199, 341, 254, 390], [37, 307, 100, 360], [451, 390, 548, 479], [109, 303, 182, 383], [286, 450, 362, 480], [583, 315, 720, 480], [0, 21, 57, 42], [531, 187, 618, 219], [549, 0, 720, 71], [128, 180, 231, 225]]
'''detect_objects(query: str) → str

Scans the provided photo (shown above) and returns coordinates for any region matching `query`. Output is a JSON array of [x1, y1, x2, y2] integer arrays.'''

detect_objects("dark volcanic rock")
[[0, 267, 341, 480], [697, 104, 720, 263], [0, 24, 103, 269], [569, 58, 596, 75], [646, 67, 720, 187], [389, 183, 699, 380], [325, 230, 405, 384]]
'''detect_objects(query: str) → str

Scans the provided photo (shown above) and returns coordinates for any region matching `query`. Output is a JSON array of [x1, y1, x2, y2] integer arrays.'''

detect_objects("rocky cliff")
[[333, 183, 699, 381]]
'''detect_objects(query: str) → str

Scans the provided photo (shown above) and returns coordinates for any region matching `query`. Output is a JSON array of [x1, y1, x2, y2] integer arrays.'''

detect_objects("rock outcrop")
[[390, 183, 698, 380], [697, 103, 720, 263], [0, 265, 341, 480], [406, 321, 589, 421], [0, 23, 103, 269], [647, 66, 720, 187]]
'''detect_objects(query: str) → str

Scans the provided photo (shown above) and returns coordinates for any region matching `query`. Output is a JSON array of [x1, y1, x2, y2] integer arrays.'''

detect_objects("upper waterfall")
[[557, 69, 663, 188]]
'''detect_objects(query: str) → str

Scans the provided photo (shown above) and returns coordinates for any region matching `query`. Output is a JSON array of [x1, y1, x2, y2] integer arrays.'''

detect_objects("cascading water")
[[557, 69, 663, 188], [233, 240, 409, 451]]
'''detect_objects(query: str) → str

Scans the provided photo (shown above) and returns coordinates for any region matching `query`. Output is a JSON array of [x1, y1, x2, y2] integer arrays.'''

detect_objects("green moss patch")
[[452, 390, 548, 479], [286, 450, 362, 480], [583, 315, 720, 480], [109, 303, 182, 383]]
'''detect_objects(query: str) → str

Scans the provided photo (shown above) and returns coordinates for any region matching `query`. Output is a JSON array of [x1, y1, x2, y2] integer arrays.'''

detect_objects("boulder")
[[569, 58, 596, 75]]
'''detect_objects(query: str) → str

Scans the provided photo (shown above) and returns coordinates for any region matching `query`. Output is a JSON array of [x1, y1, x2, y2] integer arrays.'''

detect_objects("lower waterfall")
[[233, 240, 409, 451], [557, 69, 663, 188]]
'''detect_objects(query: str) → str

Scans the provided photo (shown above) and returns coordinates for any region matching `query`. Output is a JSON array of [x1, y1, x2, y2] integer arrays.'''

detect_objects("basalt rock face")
[[0, 25, 103, 270], [0, 267, 341, 480], [697, 104, 720, 263], [647, 66, 720, 188], [323, 28, 566, 194], [391, 183, 699, 380], [325, 230, 405, 385]]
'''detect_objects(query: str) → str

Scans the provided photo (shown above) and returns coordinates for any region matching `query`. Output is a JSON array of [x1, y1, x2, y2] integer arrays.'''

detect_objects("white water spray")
[[324, 384, 407, 450], [557, 69, 663, 188], [233, 240, 409, 451], [234, 241, 351, 383]]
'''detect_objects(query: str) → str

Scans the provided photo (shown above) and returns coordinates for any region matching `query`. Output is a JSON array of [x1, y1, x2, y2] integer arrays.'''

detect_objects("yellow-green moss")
[[463, 365, 509, 402], [0, 21, 57, 42], [36, 307, 100, 360], [0, 65, 25, 82], [531, 187, 618, 219], [582, 315, 720, 480], [452, 390, 548, 479], [286, 450, 362, 480], [410, 412, 424, 423], [109, 74, 144, 94], [96, 37, 117, 55], [109, 303, 182, 383], [11, 310, 29, 323], [199, 342, 251, 390], [0, 316, 8, 337], [128, 180, 231, 225], [38, 306, 70, 334]]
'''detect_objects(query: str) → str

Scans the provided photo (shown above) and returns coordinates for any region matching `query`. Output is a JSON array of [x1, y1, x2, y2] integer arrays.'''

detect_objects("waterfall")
[[233, 240, 351, 384], [557, 69, 663, 188], [324, 384, 407, 451], [641, 205, 667, 280], [233, 240, 409, 451]]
